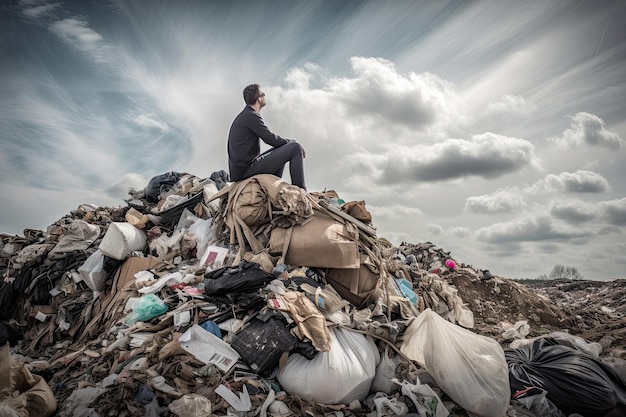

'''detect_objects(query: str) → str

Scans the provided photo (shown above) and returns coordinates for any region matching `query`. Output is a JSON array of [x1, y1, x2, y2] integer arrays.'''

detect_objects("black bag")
[[0, 321, 19, 347], [204, 260, 275, 297], [231, 315, 298, 375], [145, 171, 180, 203], [0, 282, 16, 320], [506, 337, 626, 417]]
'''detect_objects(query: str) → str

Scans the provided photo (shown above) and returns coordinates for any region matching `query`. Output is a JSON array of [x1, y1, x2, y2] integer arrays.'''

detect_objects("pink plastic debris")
[[445, 259, 457, 270]]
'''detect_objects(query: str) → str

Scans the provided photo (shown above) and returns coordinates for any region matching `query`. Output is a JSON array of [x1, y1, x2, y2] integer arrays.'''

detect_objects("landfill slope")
[[441, 273, 626, 356], [1, 174, 625, 417]]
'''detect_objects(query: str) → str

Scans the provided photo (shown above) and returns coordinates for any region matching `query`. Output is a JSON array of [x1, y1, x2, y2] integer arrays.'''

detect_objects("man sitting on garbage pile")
[[227, 83, 307, 190]]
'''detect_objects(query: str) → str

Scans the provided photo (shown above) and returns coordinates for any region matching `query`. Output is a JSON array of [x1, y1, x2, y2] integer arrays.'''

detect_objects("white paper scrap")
[[35, 311, 48, 322]]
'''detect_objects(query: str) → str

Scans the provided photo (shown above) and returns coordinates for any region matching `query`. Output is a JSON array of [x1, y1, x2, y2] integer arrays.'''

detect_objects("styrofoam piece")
[[99, 222, 147, 260]]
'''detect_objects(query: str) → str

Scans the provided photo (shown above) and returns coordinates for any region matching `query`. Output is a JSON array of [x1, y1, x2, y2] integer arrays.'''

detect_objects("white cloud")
[[549, 112, 625, 149], [475, 215, 588, 244], [21, 2, 60, 19], [599, 198, 626, 226], [526, 170, 610, 194], [450, 226, 472, 238], [347, 132, 536, 185], [368, 204, 423, 220], [50, 18, 106, 57], [271, 57, 469, 151], [485, 94, 535, 117], [549, 199, 598, 223], [133, 114, 170, 132], [465, 189, 525, 214], [329, 57, 451, 129], [104, 173, 148, 199], [427, 224, 444, 235]]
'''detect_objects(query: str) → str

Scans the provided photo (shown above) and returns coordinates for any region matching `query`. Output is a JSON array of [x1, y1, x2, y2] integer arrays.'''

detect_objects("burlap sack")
[[268, 211, 359, 269]]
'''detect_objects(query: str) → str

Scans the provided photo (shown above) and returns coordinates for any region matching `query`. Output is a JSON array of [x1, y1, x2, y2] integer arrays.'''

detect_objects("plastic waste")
[[78, 250, 108, 291], [540, 331, 602, 357], [187, 217, 213, 258], [393, 377, 449, 417], [396, 278, 418, 305], [501, 320, 530, 341], [445, 259, 456, 270], [199, 320, 222, 338], [400, 309, 510, 417], [512, 387, 566, 417], [372, 392, 409, 416], [145, 171, 180, 202], [277, 327, 379, 404], [125, 294, 168, 325], [370, 346, 400, 395], [506, 337, 626, 417], [204, 260, 275, 296]]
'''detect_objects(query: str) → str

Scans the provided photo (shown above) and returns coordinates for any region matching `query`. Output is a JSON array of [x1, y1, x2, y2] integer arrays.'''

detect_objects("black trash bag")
[[209, 170, 230, 190], [231, 314, 298, 375], [145, 171, 180, 203], [0, 321, 19, 347], [204, 260, 275, 297], [506, 337, 626, 417], [0, 282, 16, 320]]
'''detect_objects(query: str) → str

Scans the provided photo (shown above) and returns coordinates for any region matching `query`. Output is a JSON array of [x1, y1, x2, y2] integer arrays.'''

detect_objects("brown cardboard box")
[[115, 256, 160, 291], [326, 254, 379, 307]]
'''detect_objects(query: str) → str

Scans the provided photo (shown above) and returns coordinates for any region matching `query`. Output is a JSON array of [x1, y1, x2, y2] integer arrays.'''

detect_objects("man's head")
[[243, 84, 266, 108]]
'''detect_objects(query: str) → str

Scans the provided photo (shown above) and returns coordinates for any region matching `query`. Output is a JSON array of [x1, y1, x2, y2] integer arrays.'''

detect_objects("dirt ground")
[[442, 273, 626, 359]]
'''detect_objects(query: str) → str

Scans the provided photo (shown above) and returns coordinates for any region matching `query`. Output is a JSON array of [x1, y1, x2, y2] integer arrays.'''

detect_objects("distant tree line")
[[536, 264, 584, 280]]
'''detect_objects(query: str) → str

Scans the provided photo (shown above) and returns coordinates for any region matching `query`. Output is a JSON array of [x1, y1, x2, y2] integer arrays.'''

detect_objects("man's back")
[[228, 105, 290, 181], [226, 84, 306, 189]]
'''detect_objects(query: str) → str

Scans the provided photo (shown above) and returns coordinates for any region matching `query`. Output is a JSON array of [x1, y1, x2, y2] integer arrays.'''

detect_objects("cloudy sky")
[[2, 0, 625, 281]]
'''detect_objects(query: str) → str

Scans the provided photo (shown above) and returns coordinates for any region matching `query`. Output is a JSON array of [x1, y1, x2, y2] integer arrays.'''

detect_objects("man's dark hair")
[[243, 84, 261, 105]]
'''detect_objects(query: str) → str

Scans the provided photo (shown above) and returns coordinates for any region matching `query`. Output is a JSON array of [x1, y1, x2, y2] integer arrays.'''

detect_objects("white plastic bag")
[[78, 249, 108, 291], [370, 346, 400, 395], [277, 327, 379, 404], [188, 218, 213, 259], [400, 309, 510, 417]]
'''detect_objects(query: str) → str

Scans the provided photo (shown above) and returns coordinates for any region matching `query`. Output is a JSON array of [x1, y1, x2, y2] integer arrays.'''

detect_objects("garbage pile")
[[1, 171, 626, 417]]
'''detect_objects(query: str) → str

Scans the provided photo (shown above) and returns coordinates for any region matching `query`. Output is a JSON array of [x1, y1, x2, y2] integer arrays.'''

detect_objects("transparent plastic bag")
[[370, 346, 400, 394], [400, 309, 510, 417]]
